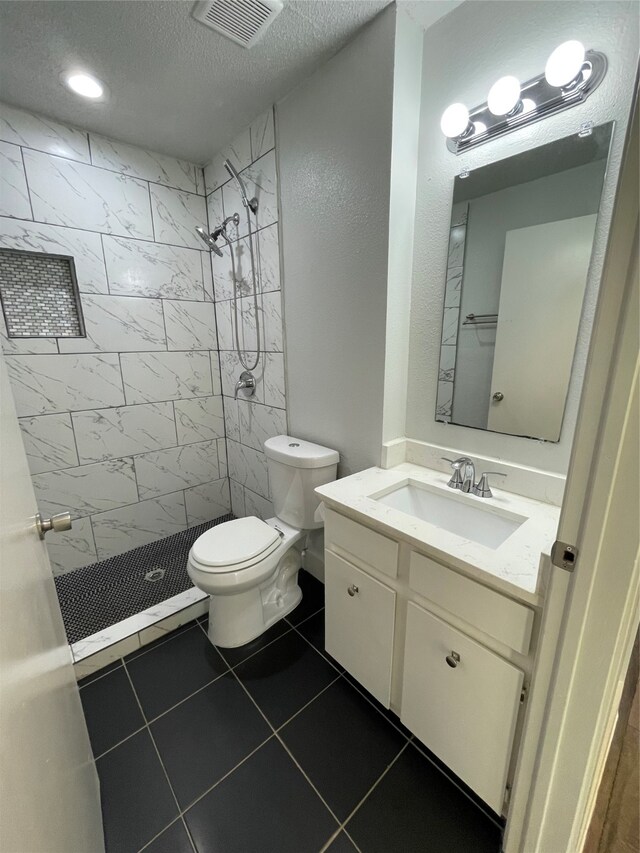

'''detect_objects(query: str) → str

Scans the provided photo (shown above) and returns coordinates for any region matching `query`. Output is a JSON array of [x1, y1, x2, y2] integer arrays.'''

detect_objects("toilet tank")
[[264, 435, 339, 530]]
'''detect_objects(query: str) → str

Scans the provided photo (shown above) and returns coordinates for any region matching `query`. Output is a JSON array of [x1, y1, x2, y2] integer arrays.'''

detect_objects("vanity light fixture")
[[442, 41, 606, 154], [63, 71, 105, 99]]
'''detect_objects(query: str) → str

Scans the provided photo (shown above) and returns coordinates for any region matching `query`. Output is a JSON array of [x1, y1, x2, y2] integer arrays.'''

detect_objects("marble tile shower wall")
[[203, 108, 288, 522], [0, 103, 230, 574]]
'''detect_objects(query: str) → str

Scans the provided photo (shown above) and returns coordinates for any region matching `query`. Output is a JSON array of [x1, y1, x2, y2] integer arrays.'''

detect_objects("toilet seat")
[[190, 516, 281, 574]]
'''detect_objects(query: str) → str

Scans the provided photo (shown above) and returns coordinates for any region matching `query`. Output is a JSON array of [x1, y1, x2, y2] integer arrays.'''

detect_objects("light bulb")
[[487, 76, 521, 116], [440, 103, 470, 138], [545, 40, 586, 88], [65, 73, 104, 99]]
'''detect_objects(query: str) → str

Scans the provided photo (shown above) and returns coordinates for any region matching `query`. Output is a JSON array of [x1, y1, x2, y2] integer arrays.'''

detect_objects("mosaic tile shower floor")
[[55, 514, 233, 644]]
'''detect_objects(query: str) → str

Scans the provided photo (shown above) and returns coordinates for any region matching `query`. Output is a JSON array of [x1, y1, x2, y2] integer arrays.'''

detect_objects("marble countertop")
[[316, 463, 561, 606]]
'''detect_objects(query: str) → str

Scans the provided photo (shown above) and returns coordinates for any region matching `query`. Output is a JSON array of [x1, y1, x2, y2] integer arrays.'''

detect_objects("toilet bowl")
[[187, 435, 339, 648]]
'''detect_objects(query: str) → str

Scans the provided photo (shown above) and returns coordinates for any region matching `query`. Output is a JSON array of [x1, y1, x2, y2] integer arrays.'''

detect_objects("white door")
[[488, 214, 597, 440], [0, 353, 104, 853]]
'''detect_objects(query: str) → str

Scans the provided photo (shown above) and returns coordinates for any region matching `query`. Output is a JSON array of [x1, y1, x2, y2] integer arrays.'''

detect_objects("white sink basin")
[[372, 480, 526, 549]]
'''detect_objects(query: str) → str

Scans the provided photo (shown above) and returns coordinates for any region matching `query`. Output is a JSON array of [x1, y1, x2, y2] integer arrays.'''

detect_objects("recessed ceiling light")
[[64, 72, 105, 99]]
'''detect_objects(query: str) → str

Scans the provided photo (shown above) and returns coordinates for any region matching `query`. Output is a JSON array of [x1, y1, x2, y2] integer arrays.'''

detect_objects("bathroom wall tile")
[[18, 412, 79, 474], [227, 439, 269, 500], [441, 307, 460, 347], [23, 149, 153, 239], [174, 396, 225, 445], [163, 299, 217, 351], [217, 438, 228, 477], [90, 134, 198, 193], [134, 440, 220, 500], [0, 103, 90, 163], [58, 294, 166, 353], [202, 252, 214, 302], [435, 381, 454, 422], [244, 487, 274, 522], [206, 188, 224, 232], [260, 352, 285, 409], [120, 351, 212, 404], [204, 129, 252, 193], [203, 153, 229, 195], [0, 141, 32, 219], [210, 352, 222, 396], [222, 150, 278, 241], [5, 353, 125, 416], [215, 300, 234, 350], [238, 400, 286, 453], [223, 395, 240, 442], [255, 223, 281, 293], [250, 109, 275, 163], [444, 266, 462, 308], [47, 517, 97, 575], [103, 235, 202, 301], [32, 457, 137, 518], [211, 236, 252, 302], [184, 478, 231, 526], [230, 479, 245, 518], [438, 346, 456, 382], [72, 402, 177, 463], [447, 224, 466, 266], [219, 350, 244, 398], [0, 217, 108, 294], [194, 167, 206, 197], [149, 184, 207, 250], [92, 491, 187, 560], [231, 294, 281, 354]]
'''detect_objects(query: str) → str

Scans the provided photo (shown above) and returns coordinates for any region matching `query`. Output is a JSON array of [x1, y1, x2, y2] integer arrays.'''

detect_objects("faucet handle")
[[472, 471, 506, 499], [441, 457, 464, 490]]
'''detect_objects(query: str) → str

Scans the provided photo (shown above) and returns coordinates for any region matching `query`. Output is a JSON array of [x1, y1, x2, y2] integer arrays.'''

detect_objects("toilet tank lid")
[[264, 435, 339, 469]]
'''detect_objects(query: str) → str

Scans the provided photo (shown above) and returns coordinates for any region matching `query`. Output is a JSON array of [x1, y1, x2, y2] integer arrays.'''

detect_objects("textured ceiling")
[[0, 0, 461, 165]]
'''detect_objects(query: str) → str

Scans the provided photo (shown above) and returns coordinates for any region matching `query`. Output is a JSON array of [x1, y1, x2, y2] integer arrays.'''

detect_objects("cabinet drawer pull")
[[347, 584, 359, 597], [446, 651, 461, 668]]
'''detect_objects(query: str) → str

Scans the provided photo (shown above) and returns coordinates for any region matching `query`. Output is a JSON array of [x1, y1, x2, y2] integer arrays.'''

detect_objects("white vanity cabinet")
[[401, 602, 524, 813], [323, 506, 537, 815]]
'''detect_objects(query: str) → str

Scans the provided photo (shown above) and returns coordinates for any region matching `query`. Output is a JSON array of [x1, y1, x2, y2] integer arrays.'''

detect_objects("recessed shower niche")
[[0, 249, 85, 338]]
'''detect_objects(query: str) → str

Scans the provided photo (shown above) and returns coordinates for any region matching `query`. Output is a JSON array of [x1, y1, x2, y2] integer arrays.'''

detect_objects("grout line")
[[273, 673, 342, 733], [410, 737, 506, 830], [19, 145, 35, 220], [93, 724, 148, 761]]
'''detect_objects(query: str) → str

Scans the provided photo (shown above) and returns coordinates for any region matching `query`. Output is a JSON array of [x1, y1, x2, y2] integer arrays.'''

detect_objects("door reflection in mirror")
[[435, 122, 613, 442]]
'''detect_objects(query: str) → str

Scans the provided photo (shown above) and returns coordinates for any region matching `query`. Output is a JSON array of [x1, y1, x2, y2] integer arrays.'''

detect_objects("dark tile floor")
[[80, 570, 504, 853]]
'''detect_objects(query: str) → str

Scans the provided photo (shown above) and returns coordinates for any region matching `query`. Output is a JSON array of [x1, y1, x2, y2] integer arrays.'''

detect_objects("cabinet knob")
[[347, 584, 359, 597], [446, 651, 461, 668], [492, 391, 504, 402]]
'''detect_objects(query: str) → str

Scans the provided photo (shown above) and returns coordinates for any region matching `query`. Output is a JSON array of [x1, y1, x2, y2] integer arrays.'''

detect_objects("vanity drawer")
[[325, 508, 399, 578], [409, 551, 534, 655], [325, 551, 396, 707], [401, 602, 524, 813]]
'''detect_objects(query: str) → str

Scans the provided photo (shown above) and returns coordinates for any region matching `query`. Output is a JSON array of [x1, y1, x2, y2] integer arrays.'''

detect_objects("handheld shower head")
[[224, 158, 258, 215], [195, 226, 223, 256]]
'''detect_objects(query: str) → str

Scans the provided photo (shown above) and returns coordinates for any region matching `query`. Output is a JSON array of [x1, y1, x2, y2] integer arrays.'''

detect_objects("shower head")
[[224, 158, 258, 215], [195, 226, 223, 256]]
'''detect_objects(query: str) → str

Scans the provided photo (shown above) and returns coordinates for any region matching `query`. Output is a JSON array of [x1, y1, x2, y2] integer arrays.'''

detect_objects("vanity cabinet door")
[[325, 551, 396, 707], [401, 602, 523, 813]]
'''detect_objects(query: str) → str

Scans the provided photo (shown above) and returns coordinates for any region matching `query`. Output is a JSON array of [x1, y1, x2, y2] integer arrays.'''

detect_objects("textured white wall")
[[277, 6, 397, 477], [406, 0, 639, 475]]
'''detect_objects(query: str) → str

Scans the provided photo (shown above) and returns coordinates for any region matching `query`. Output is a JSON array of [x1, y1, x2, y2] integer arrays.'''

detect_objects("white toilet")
[[187, 435, 339, 648]]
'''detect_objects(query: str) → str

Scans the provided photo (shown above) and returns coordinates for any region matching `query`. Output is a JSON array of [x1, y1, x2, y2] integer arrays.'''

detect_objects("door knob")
[[347, 584, 359, 597], [492, 391, 504, 402], [35, 511, 72, 540]]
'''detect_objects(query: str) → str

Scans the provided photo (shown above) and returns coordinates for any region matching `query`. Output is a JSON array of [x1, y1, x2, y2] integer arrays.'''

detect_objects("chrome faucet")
[[442, 457, 476, 493], [234, 370, 256, 399]]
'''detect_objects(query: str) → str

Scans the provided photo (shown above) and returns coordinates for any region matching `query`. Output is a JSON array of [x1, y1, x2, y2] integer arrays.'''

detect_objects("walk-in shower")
[[197, 157, 262, 377]]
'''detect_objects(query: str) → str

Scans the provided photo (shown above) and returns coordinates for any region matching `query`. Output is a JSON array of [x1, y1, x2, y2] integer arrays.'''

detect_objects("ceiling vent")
[[192, 0, 284, 48]]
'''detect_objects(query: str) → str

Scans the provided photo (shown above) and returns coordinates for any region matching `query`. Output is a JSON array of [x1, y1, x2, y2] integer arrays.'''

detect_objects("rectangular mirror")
[[435, 122, 613, 442]]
